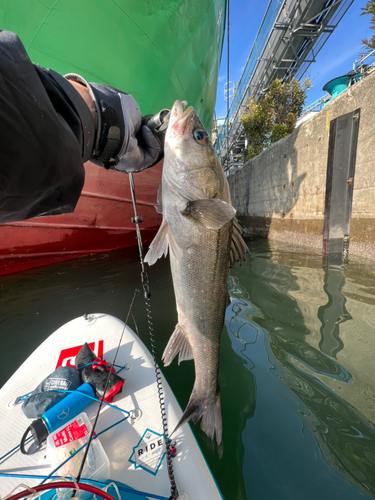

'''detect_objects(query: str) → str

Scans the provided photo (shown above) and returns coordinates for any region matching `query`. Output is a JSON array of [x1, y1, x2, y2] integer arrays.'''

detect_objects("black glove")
[[65, 73, 169, 173]]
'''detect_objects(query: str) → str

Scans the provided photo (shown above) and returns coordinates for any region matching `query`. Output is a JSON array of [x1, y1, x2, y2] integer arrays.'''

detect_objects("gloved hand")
[[65, 73, 169, 173]]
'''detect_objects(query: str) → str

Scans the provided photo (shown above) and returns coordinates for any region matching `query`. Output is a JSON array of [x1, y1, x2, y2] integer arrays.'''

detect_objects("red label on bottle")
[[53, 417, 89, 447], [55, 340, 104, 369]]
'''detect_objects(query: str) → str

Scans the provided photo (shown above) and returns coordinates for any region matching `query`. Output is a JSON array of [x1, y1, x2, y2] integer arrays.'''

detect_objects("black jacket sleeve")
[[0, 31, 96, 224]]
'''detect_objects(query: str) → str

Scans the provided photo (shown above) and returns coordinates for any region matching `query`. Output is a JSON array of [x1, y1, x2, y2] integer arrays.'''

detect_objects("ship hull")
[[0, 162, 162, 276], [0, 0, 226, 275]]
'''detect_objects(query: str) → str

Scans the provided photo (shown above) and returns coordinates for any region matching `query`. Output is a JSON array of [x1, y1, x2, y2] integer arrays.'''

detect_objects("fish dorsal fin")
[[162, 324, 193, 366], [182, 199, 236, 230], [154, 183, 163, 214], [144, 220, 169, 265], [230, 218, 249, 267]]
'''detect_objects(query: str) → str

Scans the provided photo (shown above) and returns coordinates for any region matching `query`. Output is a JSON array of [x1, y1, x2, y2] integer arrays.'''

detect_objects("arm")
[[0, 31, 167, 224], [69, 80, 97, 128]]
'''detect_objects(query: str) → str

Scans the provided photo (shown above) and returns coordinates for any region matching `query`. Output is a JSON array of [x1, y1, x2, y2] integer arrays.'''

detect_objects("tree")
[[240, 78, 311, 161], [361, 1, 375, 49]]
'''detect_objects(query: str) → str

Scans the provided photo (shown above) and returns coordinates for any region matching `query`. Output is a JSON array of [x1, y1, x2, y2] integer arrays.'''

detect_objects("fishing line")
[[131, 311, 139, 337], [70, 289, 139, 496], [128, 173, 178, 500]]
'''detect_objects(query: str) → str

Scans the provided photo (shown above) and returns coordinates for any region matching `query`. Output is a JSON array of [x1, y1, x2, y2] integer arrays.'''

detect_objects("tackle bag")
[[75, 343, 124, 403], [22, 366, 82, 419]]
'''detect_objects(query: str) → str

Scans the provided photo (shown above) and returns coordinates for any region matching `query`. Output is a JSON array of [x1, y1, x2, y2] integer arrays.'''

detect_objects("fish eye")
[[193, 128, 208, 144]]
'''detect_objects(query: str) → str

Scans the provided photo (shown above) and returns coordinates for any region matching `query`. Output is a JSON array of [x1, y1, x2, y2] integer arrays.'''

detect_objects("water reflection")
[[282, 355, 375, 496], [2, 241, 375, 499], [227, 292, 261, 369], [227, 242, 375, 499], [318, 265, 352, 358], [195, 295, 257, 500]]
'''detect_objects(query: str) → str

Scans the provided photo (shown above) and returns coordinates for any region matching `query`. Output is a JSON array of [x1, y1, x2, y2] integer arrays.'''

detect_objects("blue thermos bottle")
[[20, 383, 95, 455]]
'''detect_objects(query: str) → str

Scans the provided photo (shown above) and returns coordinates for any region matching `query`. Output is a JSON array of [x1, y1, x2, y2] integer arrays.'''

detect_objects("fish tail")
[[173, 387, 222, 445]]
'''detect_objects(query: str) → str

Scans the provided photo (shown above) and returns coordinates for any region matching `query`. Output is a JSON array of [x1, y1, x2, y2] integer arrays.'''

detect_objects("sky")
[[215, 0, 373, 118]]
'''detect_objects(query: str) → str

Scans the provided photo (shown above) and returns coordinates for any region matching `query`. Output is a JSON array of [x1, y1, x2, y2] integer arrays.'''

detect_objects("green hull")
[[0, 0, 225, 130]]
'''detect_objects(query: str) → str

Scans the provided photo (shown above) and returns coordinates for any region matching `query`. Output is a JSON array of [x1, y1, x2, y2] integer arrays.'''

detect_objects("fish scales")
[[145, 100, 248, 445]]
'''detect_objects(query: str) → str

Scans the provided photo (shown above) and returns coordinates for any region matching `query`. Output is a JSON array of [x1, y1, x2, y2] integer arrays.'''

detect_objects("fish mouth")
[[170, 100, 194, 136]]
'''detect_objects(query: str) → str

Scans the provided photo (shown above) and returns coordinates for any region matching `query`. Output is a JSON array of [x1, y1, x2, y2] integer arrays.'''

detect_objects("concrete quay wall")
[[227, 71, 375, 259]]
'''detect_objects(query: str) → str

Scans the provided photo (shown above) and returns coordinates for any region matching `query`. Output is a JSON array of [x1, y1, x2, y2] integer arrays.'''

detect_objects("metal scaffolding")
[[214, 0, 354, 171]]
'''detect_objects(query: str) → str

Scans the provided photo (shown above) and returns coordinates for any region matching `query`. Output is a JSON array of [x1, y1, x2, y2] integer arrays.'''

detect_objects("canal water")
[[1, 239, 375, 499]]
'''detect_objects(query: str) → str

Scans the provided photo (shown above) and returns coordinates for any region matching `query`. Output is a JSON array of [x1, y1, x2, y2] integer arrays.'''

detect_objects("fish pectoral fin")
[[144, 220, 169, 265], [154, 183, 163, 214], [230, 218, 249, 267], [162, 324, 193, 366], [181, 199, 236, 230]]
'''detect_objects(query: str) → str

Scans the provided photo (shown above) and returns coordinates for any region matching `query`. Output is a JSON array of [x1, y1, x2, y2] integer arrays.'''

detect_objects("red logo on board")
[[55, 340, 104, 369]]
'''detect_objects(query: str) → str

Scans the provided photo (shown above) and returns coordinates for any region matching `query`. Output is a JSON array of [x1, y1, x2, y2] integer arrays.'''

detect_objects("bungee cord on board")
[[71, 289, 139, 497], [0, 177, 178, 500]]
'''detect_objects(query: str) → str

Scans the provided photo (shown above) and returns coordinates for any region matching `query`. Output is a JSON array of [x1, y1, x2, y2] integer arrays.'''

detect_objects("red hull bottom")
[[0, 162, 162, 276], [0, 227, 157, 276]]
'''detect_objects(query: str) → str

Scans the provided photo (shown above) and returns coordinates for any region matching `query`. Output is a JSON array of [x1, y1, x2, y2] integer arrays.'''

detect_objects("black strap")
[[20, 426, 43, 456], [48, 69, 96, 162], [91, 102, 121, 169]]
